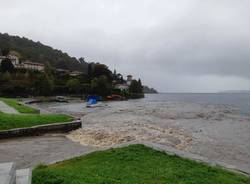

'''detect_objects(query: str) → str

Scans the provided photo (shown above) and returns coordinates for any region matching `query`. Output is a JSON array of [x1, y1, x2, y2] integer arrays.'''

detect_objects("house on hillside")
[[22, 61, 45, 71], [114, 74, 133, 90], [0, 55, 20, 66], [69, 71, 83, 76], [115, 84, 129, 90], [126, 75, 133, 85], [55, 68, 70, 74], [0, 54, 44, 71], [55, 69, 83, 76], [16, 61, 45, 71], [8, 55, 20, 65]]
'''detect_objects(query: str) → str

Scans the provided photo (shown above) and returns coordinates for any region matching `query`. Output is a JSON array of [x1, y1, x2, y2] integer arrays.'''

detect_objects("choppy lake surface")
[[36, 93, 250, 116], [34, 93, 250, 174], [143, 93, 250, 115]]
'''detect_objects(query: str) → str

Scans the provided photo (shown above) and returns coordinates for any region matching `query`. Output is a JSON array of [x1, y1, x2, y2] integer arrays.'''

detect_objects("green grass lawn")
[[32, 144, 250, 184], [0, 97, 39, 114], [0, 112, 73, 130]]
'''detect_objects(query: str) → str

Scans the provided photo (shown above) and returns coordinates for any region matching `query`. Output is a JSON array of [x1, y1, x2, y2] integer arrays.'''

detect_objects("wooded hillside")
[[0, 33, 87, 72]]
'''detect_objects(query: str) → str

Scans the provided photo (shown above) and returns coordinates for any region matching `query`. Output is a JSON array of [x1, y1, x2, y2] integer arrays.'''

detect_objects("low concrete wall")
[[0, 120, 82, 139]]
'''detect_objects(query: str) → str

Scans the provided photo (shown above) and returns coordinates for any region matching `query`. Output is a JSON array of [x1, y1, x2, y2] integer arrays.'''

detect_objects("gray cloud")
[[1, 0, 250, 92]]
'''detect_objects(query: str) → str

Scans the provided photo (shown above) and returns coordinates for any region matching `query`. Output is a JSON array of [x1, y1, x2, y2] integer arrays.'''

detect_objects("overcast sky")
[[1, 0, 250, 92]]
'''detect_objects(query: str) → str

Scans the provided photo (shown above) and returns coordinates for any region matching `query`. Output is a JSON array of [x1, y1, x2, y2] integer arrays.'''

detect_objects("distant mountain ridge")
[[219, 90, 250, 94], [0, 33, 88, 73], [143, 86, 158, 94]]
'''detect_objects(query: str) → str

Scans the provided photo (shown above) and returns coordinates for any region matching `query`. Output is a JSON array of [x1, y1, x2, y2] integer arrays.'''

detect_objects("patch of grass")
[[0, 97, 39, 114], [0, 112, 73, 130], [32, 144, 250, 184]]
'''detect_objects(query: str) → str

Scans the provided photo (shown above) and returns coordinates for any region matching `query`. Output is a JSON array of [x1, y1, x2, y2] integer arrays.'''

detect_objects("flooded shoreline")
[[35, 94, 250, 174]]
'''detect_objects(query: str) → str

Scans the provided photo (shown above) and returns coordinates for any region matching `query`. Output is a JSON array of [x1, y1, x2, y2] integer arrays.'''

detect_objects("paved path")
[[0, 101, 19, 114], [0, 134, 96, 169]]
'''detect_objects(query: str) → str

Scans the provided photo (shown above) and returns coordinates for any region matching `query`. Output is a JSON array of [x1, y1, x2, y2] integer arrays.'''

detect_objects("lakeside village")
[[0, 49, 144, 102], [0, 40, 249, 183]]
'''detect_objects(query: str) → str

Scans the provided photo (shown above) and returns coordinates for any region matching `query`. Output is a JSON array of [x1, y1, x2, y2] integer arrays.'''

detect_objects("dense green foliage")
[[91, 75, 112, 96], [0, 63, 144, 98], [66, 79, 81, 94], [0, 98, 39, 114], [0, 112, 73, 130], [129, 79, 143, 94], [0, 33, 145, 99], [0, 58, 14, 72], [32, 144, 249, 184], [0, 33, 87, 72], [128, 79, 144, 98], [0, 70, 55, 97]]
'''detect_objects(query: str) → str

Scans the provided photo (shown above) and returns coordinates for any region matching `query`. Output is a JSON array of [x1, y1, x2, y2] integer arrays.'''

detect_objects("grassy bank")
[[32, 144, 249, 184], [0, 112, 73, 130], [0, 97, 39, 114]]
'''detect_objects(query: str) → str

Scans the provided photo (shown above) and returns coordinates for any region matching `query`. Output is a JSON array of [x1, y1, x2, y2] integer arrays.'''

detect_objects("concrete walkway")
[[0, 134, 96, 169], [0, 101, 19, 114]]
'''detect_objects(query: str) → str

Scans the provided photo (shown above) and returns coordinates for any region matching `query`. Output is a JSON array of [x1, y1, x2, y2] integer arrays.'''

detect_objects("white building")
[[115, 84, 129, 90], [8, 55, 20, 65], [69, 71, 83, 76], [0, 54, 44, 71], [0, 55, 20, 66], [19, 61, 45, 71], [126, 75, 133, 85]]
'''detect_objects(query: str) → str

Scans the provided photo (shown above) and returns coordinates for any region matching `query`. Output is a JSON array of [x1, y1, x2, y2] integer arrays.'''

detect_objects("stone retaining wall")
[[0, 120, 82, 139]]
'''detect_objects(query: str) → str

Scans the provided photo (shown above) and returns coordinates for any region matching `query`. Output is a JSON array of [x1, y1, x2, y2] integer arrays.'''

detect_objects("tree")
[[44, 62, 53, 76], [0, 58, 14, 73], [0, 33, 86, 72], [90, 78, 98, 94], [91, 75, 111, 97], [87, 63, 93, 79], [2, 72, 11, 81], [92, 64, 112, 80], [138, 78, 143, 93], [66, 79, 81, 94], [79, 57, 85, 64], [129, 79, 143, 94], [1, 48, 10, 56], [34, 73, 54, 96], [9, 50, 21, 58]]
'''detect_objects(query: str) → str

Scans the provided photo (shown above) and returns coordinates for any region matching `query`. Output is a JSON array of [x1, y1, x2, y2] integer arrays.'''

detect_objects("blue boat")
[[86, 95, 101, 108]]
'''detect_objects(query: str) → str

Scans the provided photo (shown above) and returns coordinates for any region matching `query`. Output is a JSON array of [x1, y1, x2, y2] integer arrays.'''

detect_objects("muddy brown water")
[[0, 94, 249, 174]]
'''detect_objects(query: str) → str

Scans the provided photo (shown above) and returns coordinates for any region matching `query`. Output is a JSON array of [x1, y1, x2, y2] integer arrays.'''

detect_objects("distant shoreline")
[[156, 92, 250, 94]]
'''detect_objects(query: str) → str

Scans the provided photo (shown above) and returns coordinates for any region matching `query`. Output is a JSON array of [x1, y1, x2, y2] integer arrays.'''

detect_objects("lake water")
[[143, 93, 250, 116], [33, 92, 250, 173], [35, 93, 250, 116]]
